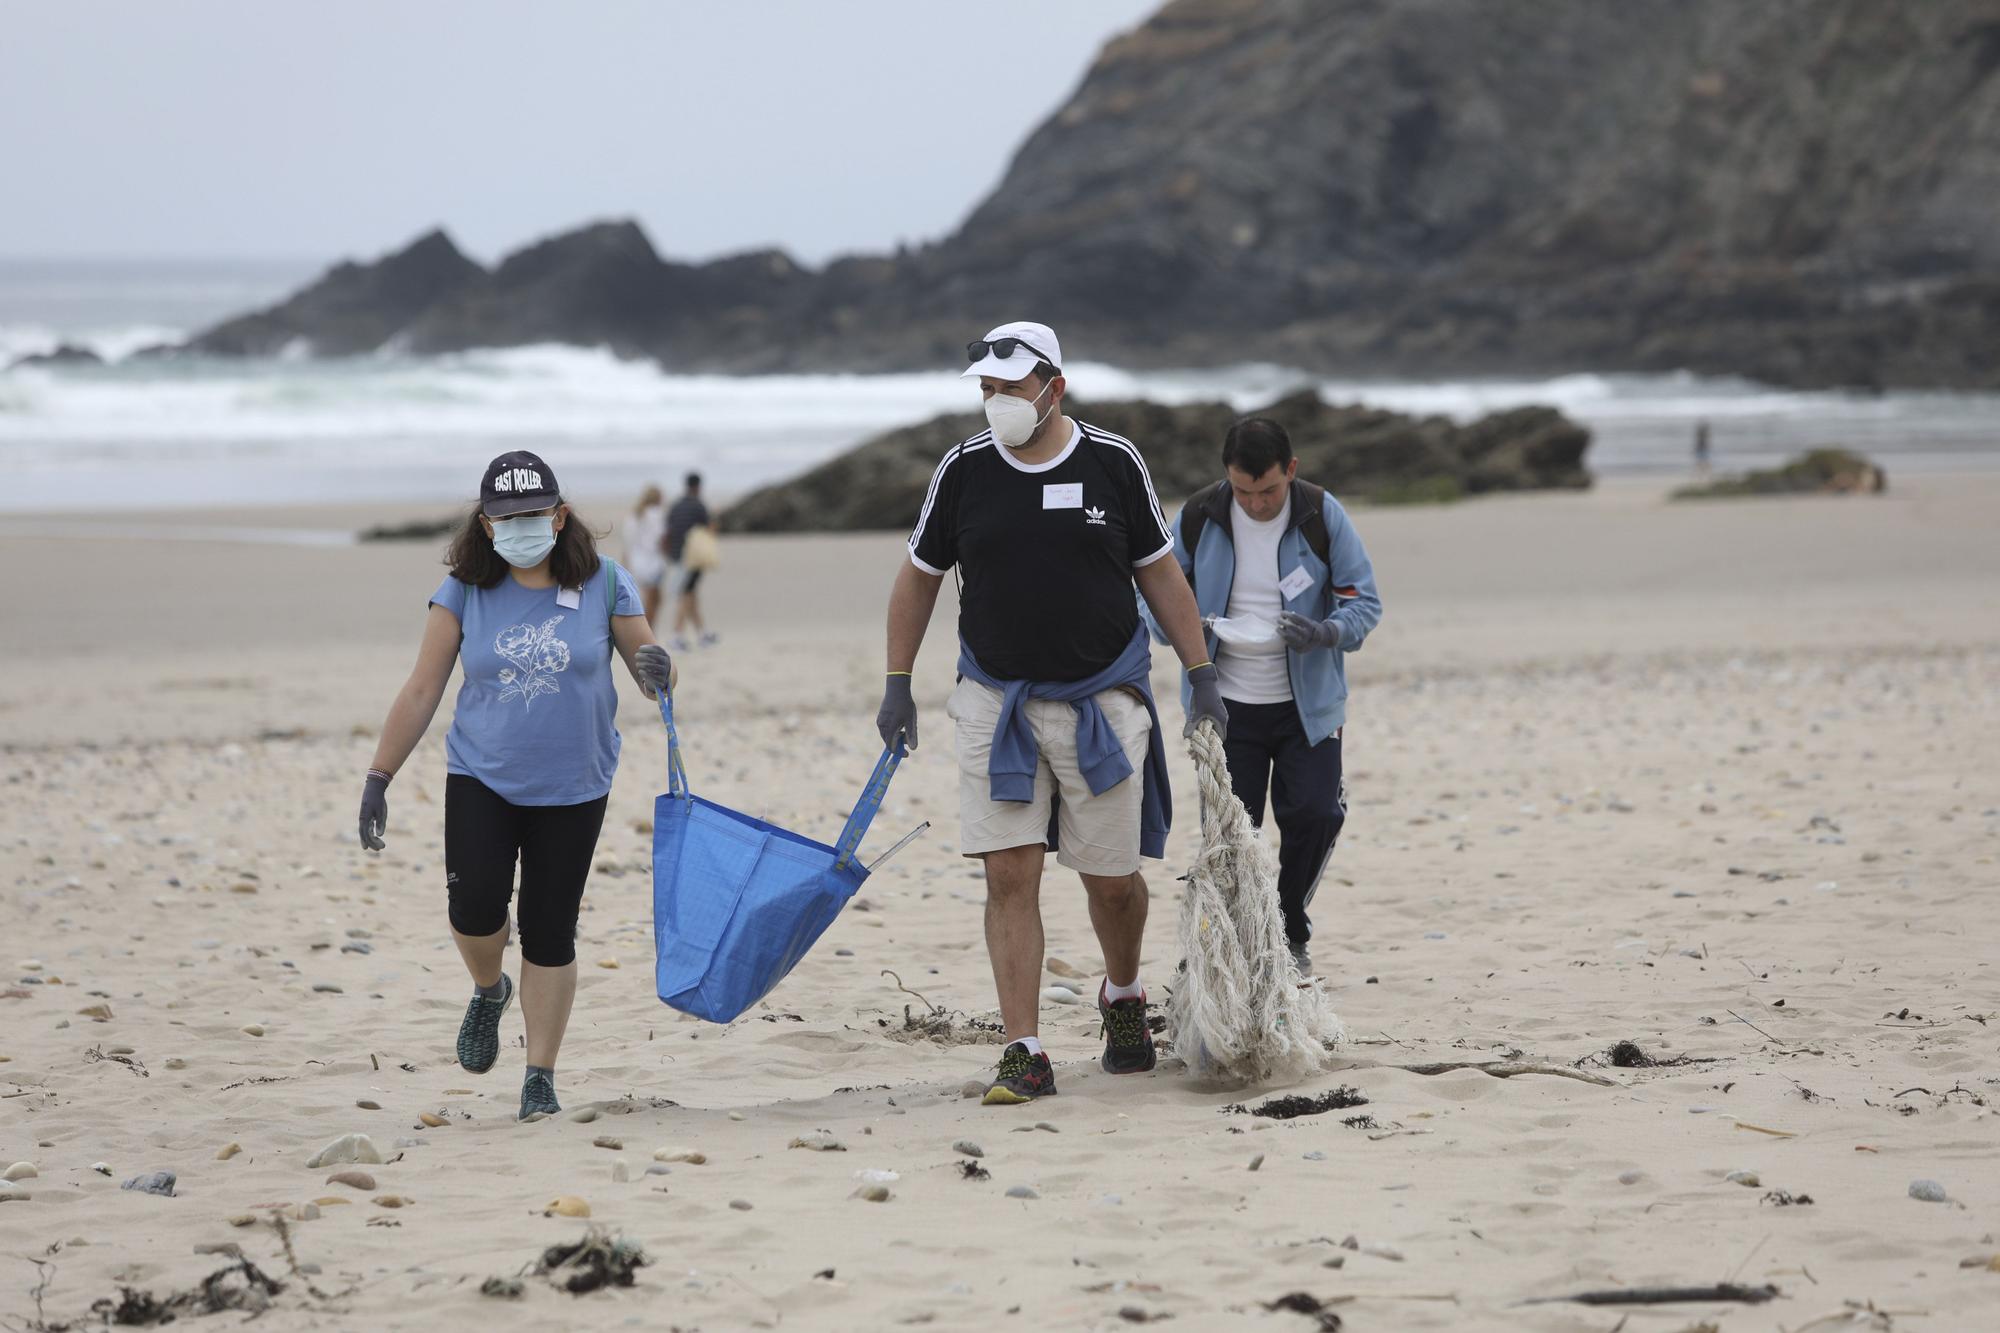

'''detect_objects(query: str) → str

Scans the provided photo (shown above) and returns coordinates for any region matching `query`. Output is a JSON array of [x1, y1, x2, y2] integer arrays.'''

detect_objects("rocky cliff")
[[176, 0, 2000, 387], [719, 395, 1590, 534]]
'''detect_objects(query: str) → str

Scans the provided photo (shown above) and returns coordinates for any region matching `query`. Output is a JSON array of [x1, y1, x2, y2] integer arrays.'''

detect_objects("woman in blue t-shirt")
[[356, 451, 675, 1121]]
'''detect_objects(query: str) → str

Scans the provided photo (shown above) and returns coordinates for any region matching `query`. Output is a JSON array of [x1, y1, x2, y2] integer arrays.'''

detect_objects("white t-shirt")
[[1214, 495, 1293, 704], [622, 504, 666, 584]]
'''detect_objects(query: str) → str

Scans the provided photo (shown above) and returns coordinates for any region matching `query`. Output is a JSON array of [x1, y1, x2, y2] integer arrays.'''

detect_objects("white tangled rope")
[[1166, 722, 1344, 1084]]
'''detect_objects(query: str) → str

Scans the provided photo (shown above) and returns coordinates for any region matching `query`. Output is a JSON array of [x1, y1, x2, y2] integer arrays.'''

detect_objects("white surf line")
[[0, 520, 358, 548]]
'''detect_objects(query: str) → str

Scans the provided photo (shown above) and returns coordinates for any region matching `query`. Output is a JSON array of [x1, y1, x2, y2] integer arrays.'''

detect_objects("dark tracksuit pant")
[[1219, 698, 1345, 947]]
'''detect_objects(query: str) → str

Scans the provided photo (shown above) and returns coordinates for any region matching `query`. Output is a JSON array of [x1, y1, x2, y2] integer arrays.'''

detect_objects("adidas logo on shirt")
[[1084, 505, 1107, 525]]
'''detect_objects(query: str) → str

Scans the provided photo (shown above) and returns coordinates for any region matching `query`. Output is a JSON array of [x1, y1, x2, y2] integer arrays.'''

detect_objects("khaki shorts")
[[946, 678, 1154, 877]]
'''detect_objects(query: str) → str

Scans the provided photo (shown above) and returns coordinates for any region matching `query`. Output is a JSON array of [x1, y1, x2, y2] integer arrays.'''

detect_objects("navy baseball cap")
[[480, 450, 560, 517]]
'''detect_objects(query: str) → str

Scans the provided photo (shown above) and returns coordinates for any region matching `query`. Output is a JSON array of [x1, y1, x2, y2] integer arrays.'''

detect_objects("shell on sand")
[[306, 1134, 382, 1169], [545, 1196, 591, 1218]]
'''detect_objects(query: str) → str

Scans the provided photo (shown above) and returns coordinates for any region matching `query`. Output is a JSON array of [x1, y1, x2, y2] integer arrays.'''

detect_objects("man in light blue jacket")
[[1146, 418, 1382, 974]]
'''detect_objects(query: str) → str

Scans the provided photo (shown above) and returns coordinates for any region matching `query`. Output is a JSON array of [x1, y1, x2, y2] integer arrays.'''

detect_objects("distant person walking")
[[876, 320, 1223, 1106], [1694, 420, 1713, 480], [1151, 418, 1382, 976], [357, 450, 674, 1121], [623, 484, 668, 625], [660, 472, 717, 650]]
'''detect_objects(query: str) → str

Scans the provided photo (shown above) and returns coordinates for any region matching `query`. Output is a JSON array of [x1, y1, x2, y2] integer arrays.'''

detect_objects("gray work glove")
[[634, 643, 675, 699], [1186, 663, 1229, 741], [876, 673, 917, 754], [358, 772, 389, 851], [1277, 611, 1342, 652]]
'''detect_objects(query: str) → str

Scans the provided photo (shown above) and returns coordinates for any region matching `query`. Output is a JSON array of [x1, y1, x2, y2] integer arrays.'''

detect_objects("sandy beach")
[[2, 476, 1996, 1331]]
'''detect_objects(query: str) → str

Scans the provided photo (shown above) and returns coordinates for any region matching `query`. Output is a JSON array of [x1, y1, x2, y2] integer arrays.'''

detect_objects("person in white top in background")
[[622, 485, 668, 626]]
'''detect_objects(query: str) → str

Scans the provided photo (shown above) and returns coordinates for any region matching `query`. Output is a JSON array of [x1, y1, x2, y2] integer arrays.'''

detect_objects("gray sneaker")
[[519, 1069, 561, 1121], [455, 973, 514, 1074]]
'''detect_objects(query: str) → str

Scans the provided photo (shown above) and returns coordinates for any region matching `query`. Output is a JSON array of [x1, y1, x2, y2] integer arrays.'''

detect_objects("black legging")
[[444, 775, 608, 967]]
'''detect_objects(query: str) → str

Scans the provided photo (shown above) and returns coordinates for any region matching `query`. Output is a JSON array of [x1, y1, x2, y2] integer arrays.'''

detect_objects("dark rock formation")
[[7, 342, 103, 369], [402, 220, 672, 354], [721, 394, 1590, 534], [184, 229, 485, 357], [1673, 448, 1887, 499], [177, 2, 2000, 387]]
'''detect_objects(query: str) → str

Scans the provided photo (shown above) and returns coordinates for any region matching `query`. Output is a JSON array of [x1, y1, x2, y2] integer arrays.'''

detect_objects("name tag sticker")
[[1278, 566, 1315, 601], [555, 586, 583, 610], [1042, 483, 1083, 509]]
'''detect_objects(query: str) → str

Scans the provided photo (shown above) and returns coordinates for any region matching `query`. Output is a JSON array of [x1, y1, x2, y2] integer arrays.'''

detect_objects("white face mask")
[[1208, 614, 1278, 645], [983, 380, 1055, 449], [491, 514, 557, 568]]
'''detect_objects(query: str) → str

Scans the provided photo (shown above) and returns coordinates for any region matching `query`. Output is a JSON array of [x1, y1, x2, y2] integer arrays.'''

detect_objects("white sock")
[[1103, 976, 1144, 1003], [1009, 1035, 1044, 1057]]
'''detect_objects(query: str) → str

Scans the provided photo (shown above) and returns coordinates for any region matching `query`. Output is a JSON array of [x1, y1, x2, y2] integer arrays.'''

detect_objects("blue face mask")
[[491, 514, 557, 568]]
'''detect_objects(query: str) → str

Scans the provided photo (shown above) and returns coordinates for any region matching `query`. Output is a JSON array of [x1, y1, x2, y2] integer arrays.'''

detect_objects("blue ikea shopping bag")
[[652, 693, 901, 1022]]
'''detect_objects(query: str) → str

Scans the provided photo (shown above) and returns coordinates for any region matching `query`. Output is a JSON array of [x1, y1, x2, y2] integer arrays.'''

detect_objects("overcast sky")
[[0, 0, 1160, 266]]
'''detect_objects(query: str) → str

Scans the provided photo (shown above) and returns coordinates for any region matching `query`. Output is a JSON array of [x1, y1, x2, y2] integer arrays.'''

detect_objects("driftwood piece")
[[1523, 1282, 1780, 1307], [1389, 1060, 1617, 1087]]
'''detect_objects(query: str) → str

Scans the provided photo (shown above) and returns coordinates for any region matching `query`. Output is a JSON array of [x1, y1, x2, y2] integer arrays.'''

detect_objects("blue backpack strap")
[[603, 557, 622, 620], [832, 744, 902, 871]]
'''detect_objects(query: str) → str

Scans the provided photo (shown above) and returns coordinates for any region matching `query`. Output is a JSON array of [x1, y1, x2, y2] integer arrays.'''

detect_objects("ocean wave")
[[0, 340, 1993, 511]]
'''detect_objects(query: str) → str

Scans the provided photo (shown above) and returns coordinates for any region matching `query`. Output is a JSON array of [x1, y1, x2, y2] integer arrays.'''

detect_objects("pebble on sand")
[[852, 1185, 891, 1202], [546, 1196, 591, 1218], [215, 1144, 241, 1162], [653, 1148, 707, 1164], [1725, 1170, 1761, 1187], [959, 1080, 986, 1100], [1909, 1179, 1949, 1203], [121, 1171, 177, 1197], [306, 1133, 383, 1169], [729, 1199, 753, 1211], [418, 1113, 448, 1128], [0, 1181, 27, 1203], [372, 1195, 412, 1208], [1005, 1185, 1038, 1199], [790, 1132, 846, 1152], [312, 1197, 351, 1207], [78, 1003, 113, 1022], [165, 1058, 187, 1070], [592, 1137, 624, 1151], [3, 1162, 37, 1181], [568, 1108, 599, 1124], [325, 1171, 376, 1191], [596, 959, 620, 969], [952, 1140, 984, 1158], [1040, 987, 1081, 1005], [1249, 1154, 1265, 1172], [90, 1162, 112, 1176], [240, 1024, 265, 1037]]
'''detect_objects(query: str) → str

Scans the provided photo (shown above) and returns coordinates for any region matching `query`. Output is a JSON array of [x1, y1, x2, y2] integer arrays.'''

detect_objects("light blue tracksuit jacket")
[[1143, 478, 1383, 745]]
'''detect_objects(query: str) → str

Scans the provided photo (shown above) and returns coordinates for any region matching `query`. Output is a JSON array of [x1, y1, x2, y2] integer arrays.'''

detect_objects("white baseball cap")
[[962, 320, 1063, 381]]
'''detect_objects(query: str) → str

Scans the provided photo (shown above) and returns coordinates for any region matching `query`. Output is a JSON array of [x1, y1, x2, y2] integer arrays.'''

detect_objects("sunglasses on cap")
[[966, 336, 1056, 370]]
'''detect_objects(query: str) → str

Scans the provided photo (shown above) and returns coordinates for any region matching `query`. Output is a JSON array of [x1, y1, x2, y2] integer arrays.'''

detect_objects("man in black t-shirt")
[[659, 472, 714, 650], [876, 320, 1224, 1106]]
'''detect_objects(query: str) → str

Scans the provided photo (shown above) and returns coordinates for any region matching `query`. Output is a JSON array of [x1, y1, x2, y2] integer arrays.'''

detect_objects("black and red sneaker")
[[1098, 982, 1158, 1074], [982, 1041, 1057, 1105]]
